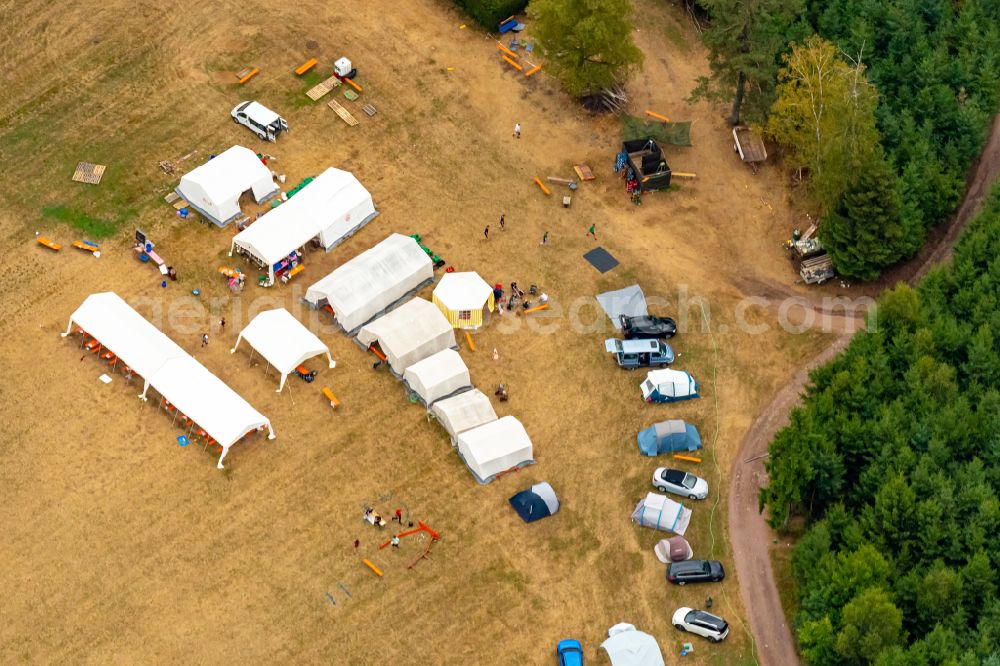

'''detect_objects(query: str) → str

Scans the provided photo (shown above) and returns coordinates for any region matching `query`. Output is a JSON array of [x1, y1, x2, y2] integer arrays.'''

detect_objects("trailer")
[[800, 254, 835, 285], [732, 126, 767, 174]]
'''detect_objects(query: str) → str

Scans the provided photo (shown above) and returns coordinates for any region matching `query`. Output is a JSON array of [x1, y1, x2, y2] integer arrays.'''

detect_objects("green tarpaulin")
[[622, 116, 692, 147]]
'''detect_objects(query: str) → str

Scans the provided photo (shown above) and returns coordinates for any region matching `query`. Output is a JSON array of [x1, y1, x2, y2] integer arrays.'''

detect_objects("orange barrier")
[[534, 177, 550, 195], [362, 559, 383, 577], [524, 65, 541, 77], [524, 303, 549, 313], [496, 43, 518, 59], [37, 237, 62, 251], [673, 454, 702, 463], [322, 386, 340, 409], [238, 68, 259, 84], [645, 109, 670, 122], [465, 331, 475, 351], [502, 55, 523, 71], [295, 58, 317, 75]]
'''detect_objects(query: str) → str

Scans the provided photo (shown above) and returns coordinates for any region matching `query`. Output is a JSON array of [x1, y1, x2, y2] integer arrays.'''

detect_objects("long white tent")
[[176, 146, 278, 227], [231, 308, 335, 391], [357, 298, 456, 374], [64, 292, 274, 468], [431, 389, 498, 442], [402, 348, 470, 405], [230, 167, 378, 284], [456, 416, 534, 483], [304, 233, 433, 332]]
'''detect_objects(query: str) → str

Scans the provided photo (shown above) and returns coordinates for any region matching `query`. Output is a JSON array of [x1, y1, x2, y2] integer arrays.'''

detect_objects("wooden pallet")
[[72, 162, 106, 185], [327, 100, 358, 126], [573, 163, 595, 181], [306, 75, 341, 101], [362, 104, 377, 117]]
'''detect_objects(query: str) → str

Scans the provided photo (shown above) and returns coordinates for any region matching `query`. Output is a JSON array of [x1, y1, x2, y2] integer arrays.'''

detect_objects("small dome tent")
[[654, 536, 694, 563], [509, 482, 559, 523], [637, 420, 701, 456]]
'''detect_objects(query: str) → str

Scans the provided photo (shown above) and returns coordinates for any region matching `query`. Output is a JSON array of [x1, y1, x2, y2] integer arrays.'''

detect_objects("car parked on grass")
[[556, 638, 584, 666], [652, 468, 708, 500], [672, 607, 730, 642], [621, 314, 677, 339], [605, 338, 674, 370], [666, 559, 725, 585]]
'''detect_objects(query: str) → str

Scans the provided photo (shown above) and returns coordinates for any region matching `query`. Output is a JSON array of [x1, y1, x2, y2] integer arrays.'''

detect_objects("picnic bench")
[[37, 237, 62, 251], [295, 58, 317, 75], [322, 386, 340, 409]]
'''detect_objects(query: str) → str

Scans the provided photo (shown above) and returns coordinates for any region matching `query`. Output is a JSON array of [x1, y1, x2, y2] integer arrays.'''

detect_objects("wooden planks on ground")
[[327, 99, 359, 126], [72, 162, 106, 184], [306, 75, 341, 101]]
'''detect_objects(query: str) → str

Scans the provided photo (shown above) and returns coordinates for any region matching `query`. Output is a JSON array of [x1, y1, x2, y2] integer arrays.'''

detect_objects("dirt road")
[[729, 113, 1000, 666]]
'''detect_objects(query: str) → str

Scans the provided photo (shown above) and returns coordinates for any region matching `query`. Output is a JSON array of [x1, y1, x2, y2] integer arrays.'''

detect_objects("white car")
[[652, 468, 708, 500], [672, 607, 729, 642], [231, 101, 288, 142]]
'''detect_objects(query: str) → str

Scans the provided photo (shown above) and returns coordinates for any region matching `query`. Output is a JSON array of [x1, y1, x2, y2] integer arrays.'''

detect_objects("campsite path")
[[730, 113, 1000, 666]]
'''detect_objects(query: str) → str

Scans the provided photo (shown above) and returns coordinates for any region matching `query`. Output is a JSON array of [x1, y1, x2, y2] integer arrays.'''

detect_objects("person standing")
[[540, 231, 549, 245], [391, 535, 400, 549], [587, 223, 597, 239], [484, 225, 490, 240], [393, 508, 402, 524], [219, 317, 226, 331], [513, 122, 521, 139], [499, 213, 505, 231], [353, 539, 360, 551], [201, 333, 209, 347]]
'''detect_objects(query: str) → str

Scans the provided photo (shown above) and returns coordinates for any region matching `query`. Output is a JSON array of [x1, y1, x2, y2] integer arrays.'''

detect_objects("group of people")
[[495, 281, 548, 314]]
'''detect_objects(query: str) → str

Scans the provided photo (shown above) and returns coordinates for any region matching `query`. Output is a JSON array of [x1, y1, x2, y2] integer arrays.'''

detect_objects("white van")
[[231, 101, 288, 142]]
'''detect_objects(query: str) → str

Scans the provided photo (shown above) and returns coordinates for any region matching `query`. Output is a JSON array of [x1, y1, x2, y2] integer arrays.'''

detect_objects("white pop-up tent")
[[176, 146, 278, 227], [304, 233, 433, 333], [456, 416, 534, 483], [231, 308, 335, 391], [431, 389, 498, 443], [230, 167, 378, 284], [356, 298, 456, 374], [402, 348, 470, 405], [63, 292, 274, 468]]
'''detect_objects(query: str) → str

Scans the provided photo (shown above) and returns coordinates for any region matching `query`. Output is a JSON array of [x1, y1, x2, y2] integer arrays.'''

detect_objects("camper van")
[[641, 369, 700, 403], [231, 101, 289, 142], [605, 338, 674, 369]]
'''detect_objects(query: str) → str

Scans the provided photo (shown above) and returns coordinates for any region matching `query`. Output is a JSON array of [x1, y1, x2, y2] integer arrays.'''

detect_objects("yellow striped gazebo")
[[432, 272, 495, 329]]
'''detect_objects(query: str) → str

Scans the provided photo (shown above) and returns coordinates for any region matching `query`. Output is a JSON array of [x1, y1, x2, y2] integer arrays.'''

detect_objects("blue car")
[[557, 639, 584, 666]]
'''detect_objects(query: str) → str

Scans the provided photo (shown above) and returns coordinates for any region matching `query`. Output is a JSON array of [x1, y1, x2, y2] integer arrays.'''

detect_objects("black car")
[[620, 315, 677, 340], [666, 559, 725, 585]]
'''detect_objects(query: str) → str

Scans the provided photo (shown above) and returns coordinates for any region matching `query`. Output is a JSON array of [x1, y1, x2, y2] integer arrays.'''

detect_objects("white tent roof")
[[456, 416, 534, 483], [631, 492, 692, 536], [231, 167, 376, 268], [601, 624, 665, 666], [304, 233, 433, 332], [177, 146, 277, 225], [66, 292, 188, 380], [432, 272, 493, 311], [643, 369, 698, 399], [232, 308, 334, 391], [431, 389, 498, 441], [402, 348, 470, 405], [356, 298, 456, 373]]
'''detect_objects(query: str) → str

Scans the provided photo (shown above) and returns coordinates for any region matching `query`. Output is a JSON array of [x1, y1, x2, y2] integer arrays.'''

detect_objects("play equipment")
[[502, 55, 523, 71], [533, 177, 550, 195], [362, 559, 383, 577], [673, 454, 702, 463], [322, 386, 340, 409], [465, 331, 475, 351], [37, 237, 62, 251], [295, 58, 318, 75], [236, 67, 259, 84], [524, 303, 549, 313], [407, 542, 435, 569], [645, 109, 670, 122], [377, 520, 441, 549]]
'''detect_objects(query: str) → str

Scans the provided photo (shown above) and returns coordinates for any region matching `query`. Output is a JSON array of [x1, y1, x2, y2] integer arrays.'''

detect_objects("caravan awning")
[[231, 308, 335, 391]]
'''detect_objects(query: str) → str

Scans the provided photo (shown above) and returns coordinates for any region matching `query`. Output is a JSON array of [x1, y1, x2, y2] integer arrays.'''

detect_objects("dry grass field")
[[0, 0, 840, 663]]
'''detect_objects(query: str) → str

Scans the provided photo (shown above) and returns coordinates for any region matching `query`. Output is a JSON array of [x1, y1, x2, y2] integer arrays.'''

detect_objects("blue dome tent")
[[509, 482, 560, 523], [637, 420, 701, 456]]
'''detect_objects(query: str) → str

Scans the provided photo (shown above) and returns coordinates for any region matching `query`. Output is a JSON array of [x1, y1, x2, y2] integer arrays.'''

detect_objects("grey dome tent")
[[509, 481, 559, 523], [637, 420, 701, 456]]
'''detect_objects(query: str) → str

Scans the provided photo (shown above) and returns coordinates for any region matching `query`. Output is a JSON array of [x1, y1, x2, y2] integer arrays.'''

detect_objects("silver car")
[[652, 467, 708, 500]]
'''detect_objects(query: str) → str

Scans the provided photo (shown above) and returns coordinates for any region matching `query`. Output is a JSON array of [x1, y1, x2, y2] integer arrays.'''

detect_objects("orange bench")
[[37, 237, 62, 251], [281, 264, 304, 283], [322, 386, 340, 409], [368, 345, 387, 362], [237, 67, 259, 84], [295, 58, 318, 75], [73, 240, 99, 253]]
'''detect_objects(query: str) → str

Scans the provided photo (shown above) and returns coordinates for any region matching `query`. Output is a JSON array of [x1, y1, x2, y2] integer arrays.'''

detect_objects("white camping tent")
[[402, 348, 470, 404], [63, 292, 274, 468], [176, 146, 278, 227], [601, 624, 665, 666], [456, 416, 534, 483], [231, 308, 335, 391], [431, 389, 498, 442], [304, 233, 433, 332], [356, 298, 456, 374], [631, 492, 692, 535], [230, 167, 377, 284]]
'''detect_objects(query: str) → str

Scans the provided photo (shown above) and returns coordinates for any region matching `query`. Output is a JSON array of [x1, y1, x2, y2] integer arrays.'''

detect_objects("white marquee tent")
[[304, 233, 433, 333], [176, 146, 278, 227], [230, 167, 378, 284], [431, 389, 498, 442], [402, 348, 470, 405], [63, 292, 274, 469], [231, 308, 335, 391], [357, 298, 456, 374], [432, 271, 495, 329], [456, 416, 534, 483]]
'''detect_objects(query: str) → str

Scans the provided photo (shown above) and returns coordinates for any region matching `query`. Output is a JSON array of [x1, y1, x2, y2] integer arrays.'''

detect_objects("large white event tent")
[[231, 308, 335, 392], [304, 233, 433, 332], [230, 168, 378, 284], [357, 298, 456, 374], [176, 146, 278, 227], [63, 292, 274, 468], [431, 389, 498, 443], [402, 348, 470, 405], [456, 416, 534, 483]]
